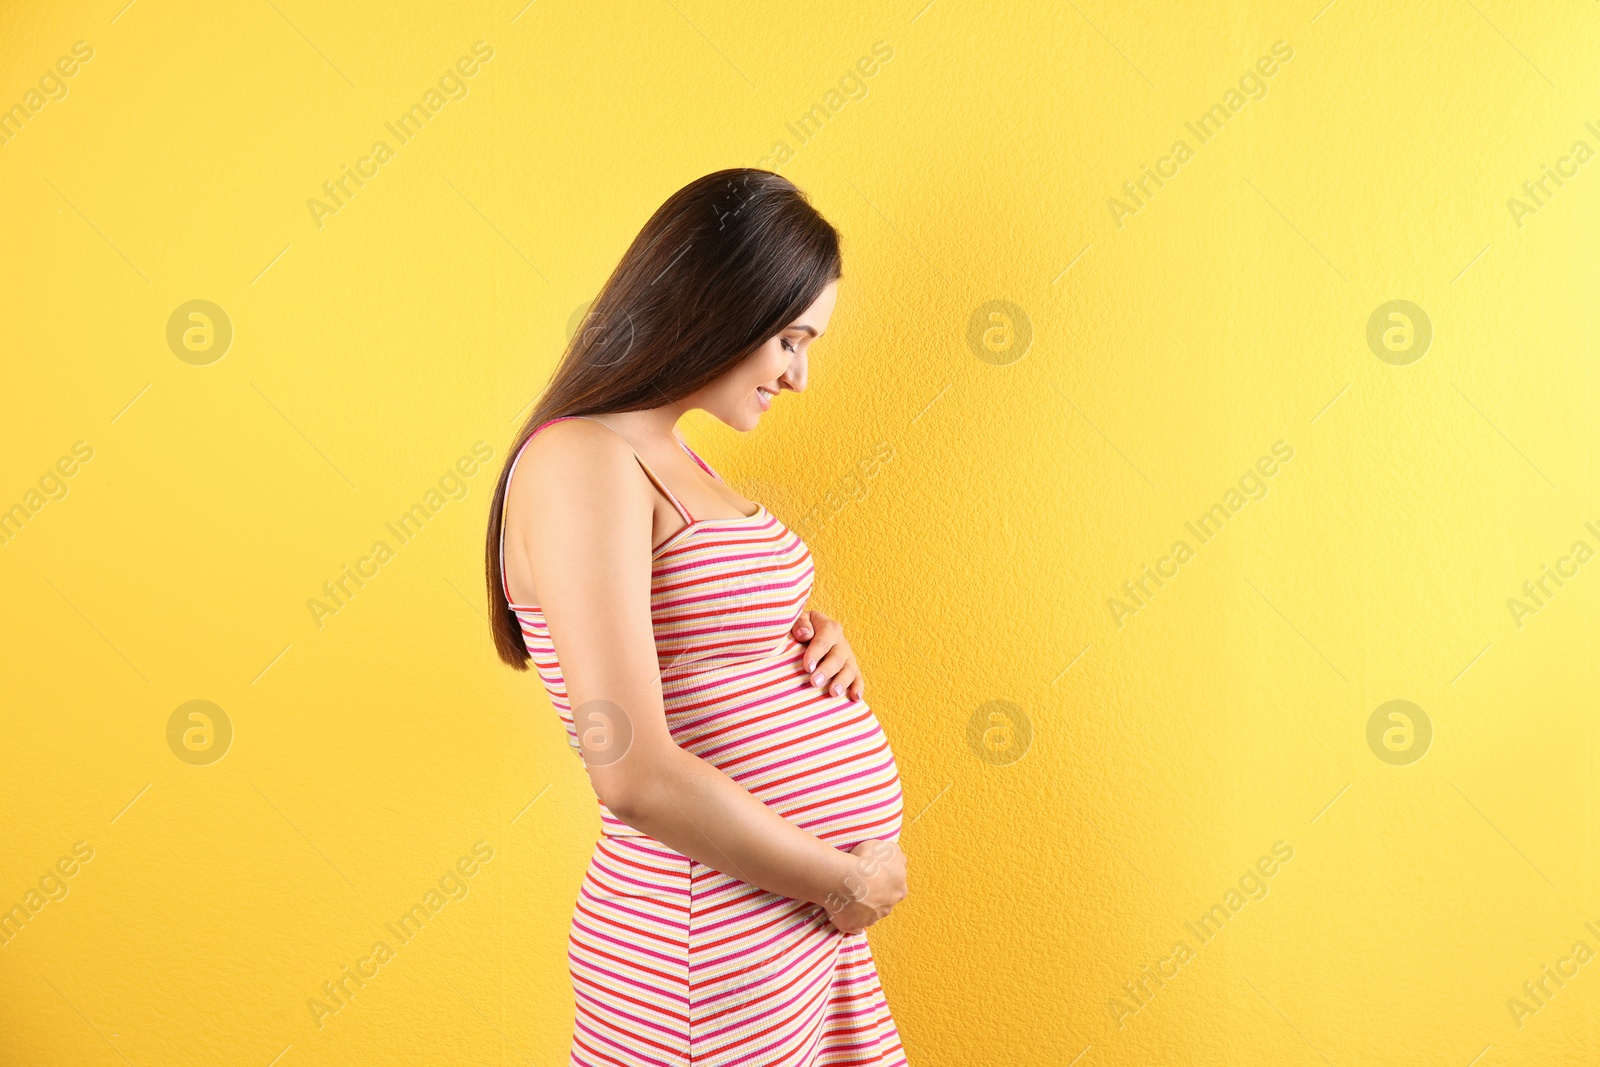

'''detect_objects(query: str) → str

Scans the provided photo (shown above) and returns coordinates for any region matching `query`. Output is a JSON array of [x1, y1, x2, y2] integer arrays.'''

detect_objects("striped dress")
[[500, 416, 909, 1066]]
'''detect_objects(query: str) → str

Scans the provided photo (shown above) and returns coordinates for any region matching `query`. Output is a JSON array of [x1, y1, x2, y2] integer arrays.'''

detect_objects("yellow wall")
[[3, 0, 1596, 1063]]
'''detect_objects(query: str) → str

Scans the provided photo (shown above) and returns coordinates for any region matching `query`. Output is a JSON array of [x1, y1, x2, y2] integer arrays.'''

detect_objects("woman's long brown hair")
[[485, 168, 842, 669]]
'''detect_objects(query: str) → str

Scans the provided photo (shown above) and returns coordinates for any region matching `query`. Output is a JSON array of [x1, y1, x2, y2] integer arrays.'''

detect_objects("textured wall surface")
[[2, 0, 1597, 1064]]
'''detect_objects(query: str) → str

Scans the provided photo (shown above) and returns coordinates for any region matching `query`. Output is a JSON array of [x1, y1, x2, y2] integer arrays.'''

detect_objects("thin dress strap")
[[499, 416, 584, 606], [499, 415, 697, 607], [676, 437, 725, 484]]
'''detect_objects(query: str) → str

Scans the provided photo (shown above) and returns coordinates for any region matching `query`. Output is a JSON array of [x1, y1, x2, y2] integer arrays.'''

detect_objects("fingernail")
[[831, 683, 843, 697], [813, 673, 824, 686]]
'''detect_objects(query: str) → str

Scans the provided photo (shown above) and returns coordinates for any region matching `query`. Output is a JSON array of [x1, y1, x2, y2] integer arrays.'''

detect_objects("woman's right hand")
[[824, 839, 907, 934]]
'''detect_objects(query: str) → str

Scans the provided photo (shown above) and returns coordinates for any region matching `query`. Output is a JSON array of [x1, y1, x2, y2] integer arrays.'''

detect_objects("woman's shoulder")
[[518, 415, 623, 461], [506, 417, 645, 509]]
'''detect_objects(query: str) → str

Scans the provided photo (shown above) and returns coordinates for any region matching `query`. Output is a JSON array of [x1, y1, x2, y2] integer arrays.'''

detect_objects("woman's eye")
[[781, 337, 796, 353]]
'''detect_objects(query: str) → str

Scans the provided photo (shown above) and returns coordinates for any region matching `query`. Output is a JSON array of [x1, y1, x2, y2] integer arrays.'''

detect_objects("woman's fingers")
[[827, 664, 861, 699], [801, 631, 834, 672], [826, 841, 906, 932], [794, 609, 838, 645], [801, 621, 842, 672], [795, 613, 865, 699], [808, 642, 852, 689]]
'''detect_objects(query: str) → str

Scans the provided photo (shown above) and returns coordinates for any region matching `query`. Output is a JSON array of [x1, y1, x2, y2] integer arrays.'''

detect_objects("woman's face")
[[697, 279, 839, 431]]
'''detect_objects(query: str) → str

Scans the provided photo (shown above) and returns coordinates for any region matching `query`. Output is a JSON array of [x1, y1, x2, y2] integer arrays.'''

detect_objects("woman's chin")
[[713, 407, 762, 432]]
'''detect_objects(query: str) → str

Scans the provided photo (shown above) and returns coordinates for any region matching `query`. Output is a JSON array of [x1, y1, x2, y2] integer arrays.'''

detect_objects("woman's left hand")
[[792, 610, 863, 701]]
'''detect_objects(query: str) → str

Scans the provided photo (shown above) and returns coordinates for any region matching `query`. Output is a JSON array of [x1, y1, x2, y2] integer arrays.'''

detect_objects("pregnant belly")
[[662, 642, 905, 850]]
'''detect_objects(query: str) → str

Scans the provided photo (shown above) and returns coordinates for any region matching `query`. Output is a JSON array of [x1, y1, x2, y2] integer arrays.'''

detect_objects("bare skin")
[[504, 280, 908, 934]]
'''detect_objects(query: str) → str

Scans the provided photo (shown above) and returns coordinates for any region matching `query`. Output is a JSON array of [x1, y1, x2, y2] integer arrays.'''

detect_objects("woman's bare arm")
[[507, 420, 863, 910]]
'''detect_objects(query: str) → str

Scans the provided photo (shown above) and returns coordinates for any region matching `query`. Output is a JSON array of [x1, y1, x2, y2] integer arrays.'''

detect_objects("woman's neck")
[[588, 402, 687, 445]]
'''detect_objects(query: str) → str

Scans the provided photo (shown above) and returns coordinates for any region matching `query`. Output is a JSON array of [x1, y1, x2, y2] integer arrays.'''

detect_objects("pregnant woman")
[[486, 169, 910, 1066]]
